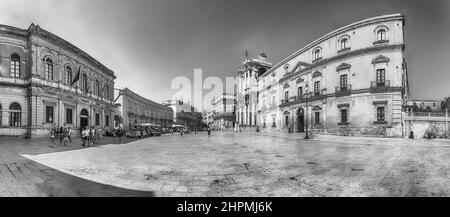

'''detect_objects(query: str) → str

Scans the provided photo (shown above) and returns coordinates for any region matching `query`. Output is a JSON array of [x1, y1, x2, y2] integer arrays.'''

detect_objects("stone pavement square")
[[7, 131, 450, 197]]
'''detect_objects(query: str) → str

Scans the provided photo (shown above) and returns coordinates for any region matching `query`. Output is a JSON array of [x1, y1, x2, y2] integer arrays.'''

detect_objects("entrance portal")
[[297, 108, 305, 132], [80, 109, 89, 130]]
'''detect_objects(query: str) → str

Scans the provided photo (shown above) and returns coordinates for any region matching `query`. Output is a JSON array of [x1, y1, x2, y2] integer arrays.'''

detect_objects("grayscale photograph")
[[0, 0, 449, 203]]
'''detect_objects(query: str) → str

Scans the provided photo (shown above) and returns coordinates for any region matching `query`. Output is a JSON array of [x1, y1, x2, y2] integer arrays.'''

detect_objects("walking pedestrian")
[[207, 126, 211, 136], [118, 127, 123, 142], [89, 126, 94, 146], [50, 127, 56, 144], [82, 127, 88, 147], [59, 127, 64, 145], [62, 127, 69, 146], [68, 127, 72, 143]]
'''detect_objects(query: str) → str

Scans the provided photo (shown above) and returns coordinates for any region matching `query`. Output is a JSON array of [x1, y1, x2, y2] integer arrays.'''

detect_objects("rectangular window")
[[10, 60, 20, 78], [284, 91, 289, 102], [340, 74, 348, 90], [95, 113, 100, 126], [341, 109, 348, 123], [314, 81, 320, 95], [376, 69, 385, 86], [285, 116, 289, 126], [298, 87, 303, 99], [46, 106, 54, 123], [376, 107, 385, 122], [315, 112, 320, 125], [66, 108, 73, 124], [105, 115, 110, 127]]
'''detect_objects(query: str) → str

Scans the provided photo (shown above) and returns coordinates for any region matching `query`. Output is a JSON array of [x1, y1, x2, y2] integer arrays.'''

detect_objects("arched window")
[[45, 58, 54, 80], [340, 38, 348, 50], [82, 73, 88, 93], [10, 54, 20, 78], [65, 66, 72, 85], [9, 102, 21, 127], [377, 29, 386, 41], [95, 78, 100, 96], [104, 85, 109, 100], [283, 64, 290, 74], [314, 49, 321, 60]]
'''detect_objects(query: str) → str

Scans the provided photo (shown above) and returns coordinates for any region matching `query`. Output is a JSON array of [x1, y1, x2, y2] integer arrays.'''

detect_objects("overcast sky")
[[0, 0, 449, 105]]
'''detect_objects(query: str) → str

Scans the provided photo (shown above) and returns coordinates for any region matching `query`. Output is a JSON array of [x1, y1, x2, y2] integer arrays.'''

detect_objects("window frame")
[[376, 106, 386, 123], [314, 81, 320, 95], [340, 38, 348, 50], [340, 109, 348, 124], [298, 86, 303, 99], [377, 29, 387, 41], [45, 106, 54, 123], [314, 111, 320, 125], [376, 69, 386, 86], [45, 58, 54, 80], [66, 108, 73, 125], [95, 113, 100, 126], [9, 103, 22, 127], [10, 54, 20, 78], [82, 74, 88, 93], [65, 66, 73, 85]]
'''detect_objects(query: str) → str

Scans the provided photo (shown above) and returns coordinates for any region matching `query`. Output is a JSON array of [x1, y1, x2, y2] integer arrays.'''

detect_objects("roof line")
[[260, 13, 404, 78]]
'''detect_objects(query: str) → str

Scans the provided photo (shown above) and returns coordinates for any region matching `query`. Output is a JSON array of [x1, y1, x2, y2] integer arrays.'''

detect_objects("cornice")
[[19, 23, 116, 79], [279, 43, 403, 83], [260, 14, 404, 78]]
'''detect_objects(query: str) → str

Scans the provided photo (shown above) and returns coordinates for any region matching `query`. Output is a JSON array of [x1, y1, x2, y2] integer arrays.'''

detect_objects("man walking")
[[68, 127, 72, 143]]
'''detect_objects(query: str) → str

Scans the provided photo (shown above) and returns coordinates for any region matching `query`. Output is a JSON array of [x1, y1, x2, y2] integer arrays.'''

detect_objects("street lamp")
[[304, 83, 311, 139]]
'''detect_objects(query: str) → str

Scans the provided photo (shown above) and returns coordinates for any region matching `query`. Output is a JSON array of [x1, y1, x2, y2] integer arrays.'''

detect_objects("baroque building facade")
[[162, 99, 203, 130], [237, 14, 410, 137], [115, 88, 173, 129], [211, 93, 236, 130], [0, 23, 116, 138]]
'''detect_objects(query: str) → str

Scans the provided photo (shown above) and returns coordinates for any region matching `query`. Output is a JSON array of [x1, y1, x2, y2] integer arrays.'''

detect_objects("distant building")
[[211, 93, 236, 130], [405, 100, 443, 112], [115, 88, 173, 129], [161, 99, 203, 130]]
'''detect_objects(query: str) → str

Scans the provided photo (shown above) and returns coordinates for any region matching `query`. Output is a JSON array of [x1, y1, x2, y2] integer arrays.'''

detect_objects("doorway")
[[80, 109, 89, 130], [297, 108, 305, 132]]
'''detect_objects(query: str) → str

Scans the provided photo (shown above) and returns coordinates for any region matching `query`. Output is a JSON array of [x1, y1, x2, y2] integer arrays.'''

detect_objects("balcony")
[[310, 89, 328, 101], [335, 85, 352, 97], [370, 80, 390, 93]]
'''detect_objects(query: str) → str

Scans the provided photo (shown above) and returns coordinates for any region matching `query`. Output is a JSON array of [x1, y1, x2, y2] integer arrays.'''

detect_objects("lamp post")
[[304, 83, 311, 139]]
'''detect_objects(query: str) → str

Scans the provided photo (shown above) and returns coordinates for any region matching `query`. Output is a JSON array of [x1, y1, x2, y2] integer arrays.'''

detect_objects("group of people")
[[50, 126, 72, 146], [81, 126, 103, 147]]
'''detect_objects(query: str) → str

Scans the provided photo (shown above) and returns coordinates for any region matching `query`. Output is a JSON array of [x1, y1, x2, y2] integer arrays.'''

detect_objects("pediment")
[[296, 77, 305, 83], [312, 71, 323, 78], [371, 55, 390, 64], [283, 83, 290, 89], [291, 61, 311, 73], [313, 105, 322, 111], [336, 63, 351, 71]]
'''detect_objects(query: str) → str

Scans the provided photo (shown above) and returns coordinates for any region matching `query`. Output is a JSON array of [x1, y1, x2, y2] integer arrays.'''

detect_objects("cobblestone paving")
[[22, 132, 450, 197]]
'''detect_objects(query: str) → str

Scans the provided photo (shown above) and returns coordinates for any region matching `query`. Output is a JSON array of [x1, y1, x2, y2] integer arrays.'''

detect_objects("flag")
[[71, 67, 81, 87]]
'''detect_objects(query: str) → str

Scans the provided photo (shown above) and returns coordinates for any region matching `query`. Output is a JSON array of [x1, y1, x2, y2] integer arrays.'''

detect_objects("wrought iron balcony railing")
[[335, 85, 352, 97], [370, 80, 390, 88], [370, 80, 391, 93]]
